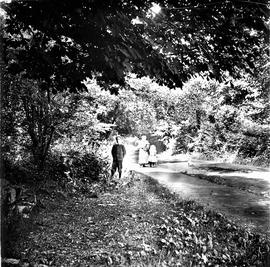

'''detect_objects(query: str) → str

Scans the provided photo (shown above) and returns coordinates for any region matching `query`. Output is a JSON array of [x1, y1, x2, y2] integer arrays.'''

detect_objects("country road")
[[124, 145, 270, 235]]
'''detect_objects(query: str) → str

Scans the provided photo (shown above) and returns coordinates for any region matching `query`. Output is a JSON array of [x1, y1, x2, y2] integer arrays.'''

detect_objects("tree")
[[1, 75, 114, 170], [172, 74, 270, 165], [144, 0, 269, 81], [2, 73, 66, 169], [87, 83, 158, 136], [2, 0, 269, 92]]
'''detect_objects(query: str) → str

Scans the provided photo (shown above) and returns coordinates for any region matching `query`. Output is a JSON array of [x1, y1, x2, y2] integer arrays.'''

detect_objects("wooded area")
[[1, 0, 269, 266]]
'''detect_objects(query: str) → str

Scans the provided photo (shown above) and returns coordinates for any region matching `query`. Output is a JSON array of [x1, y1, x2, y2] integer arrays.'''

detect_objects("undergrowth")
[[2, 173, 270, 266]]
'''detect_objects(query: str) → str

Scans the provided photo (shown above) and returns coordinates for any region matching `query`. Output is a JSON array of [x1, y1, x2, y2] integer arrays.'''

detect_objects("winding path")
[[125, 146, 270, 235]]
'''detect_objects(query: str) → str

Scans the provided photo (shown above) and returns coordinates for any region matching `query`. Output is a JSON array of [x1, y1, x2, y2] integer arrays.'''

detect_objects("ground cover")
[[2, 173, 270, 267]]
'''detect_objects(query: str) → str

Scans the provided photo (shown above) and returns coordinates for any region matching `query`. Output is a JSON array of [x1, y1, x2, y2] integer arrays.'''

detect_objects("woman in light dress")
[[138, 135, 150, 167]]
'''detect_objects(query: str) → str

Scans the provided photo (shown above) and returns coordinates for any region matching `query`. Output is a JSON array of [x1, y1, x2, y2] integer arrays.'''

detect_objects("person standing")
[[138, 135, 150, 167], [148, 144, 157, 167], [111, 136, 126, 179]]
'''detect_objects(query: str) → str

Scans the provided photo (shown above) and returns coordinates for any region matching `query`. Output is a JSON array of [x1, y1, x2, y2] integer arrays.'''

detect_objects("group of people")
[[110, 135, 158, 180], [138, 135, 157, 167]]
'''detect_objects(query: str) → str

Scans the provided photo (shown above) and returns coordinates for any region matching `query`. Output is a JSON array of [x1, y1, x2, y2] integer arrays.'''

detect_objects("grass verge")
[[2, 172, 270, 267]]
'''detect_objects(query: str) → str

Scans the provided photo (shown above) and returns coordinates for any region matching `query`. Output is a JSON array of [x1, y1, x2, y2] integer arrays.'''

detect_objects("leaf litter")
[[3, 173, 270, 266]]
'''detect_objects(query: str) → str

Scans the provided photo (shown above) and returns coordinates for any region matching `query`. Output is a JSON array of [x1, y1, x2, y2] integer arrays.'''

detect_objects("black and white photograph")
[[1, 0, 270, 266]]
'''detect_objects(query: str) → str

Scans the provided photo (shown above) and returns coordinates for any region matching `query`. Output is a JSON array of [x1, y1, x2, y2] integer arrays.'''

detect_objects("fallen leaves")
[[3, 174, 270, 267], [156, 196, 270, 266]]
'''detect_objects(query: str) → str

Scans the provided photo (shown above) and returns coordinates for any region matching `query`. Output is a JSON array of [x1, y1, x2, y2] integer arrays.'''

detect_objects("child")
[[148, 144, 157, 167]]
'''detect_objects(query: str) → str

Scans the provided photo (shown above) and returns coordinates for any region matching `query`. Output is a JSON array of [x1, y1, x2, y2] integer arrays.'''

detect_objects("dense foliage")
[[125, 74, 269, 165], [1, 1, 269, 264], [1, 0, 269, 175], [2, 0, 269, 92], [181, 73, 269, 163], [3, 72, 269, 177]]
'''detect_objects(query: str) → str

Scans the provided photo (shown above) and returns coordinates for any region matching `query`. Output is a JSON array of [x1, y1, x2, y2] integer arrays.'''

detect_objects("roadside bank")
[[2, 172, 270, 267]]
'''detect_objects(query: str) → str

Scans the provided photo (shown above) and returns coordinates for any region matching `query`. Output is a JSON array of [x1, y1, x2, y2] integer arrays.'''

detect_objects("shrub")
[[67, 151, 110, 182]]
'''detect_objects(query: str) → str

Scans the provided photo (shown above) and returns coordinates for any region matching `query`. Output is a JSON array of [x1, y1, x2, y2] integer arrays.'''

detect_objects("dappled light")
[[1, 0, 270, 266]]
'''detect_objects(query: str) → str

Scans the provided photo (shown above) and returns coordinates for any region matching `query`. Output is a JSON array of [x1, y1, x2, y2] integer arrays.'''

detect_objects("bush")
[[2, 158, 35, 184], [67, 151, 110, 182]]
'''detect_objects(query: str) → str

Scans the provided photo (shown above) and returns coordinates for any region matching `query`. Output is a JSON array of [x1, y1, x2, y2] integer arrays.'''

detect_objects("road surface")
[[125, 146, 270, 235]]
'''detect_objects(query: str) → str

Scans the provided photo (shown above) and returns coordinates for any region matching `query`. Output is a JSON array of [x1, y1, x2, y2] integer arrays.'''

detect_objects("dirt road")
[[125, 147, 270, 234]]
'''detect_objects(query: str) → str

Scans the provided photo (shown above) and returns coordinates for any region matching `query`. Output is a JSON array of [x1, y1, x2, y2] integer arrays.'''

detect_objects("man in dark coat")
[[111, 136, 126, 179]]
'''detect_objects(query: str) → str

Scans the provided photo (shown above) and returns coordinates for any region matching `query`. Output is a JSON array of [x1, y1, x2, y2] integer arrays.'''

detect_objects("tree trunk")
[[22, 87, 55, 171], [31, 125, 54, 171], [196, 110, 201, 130]]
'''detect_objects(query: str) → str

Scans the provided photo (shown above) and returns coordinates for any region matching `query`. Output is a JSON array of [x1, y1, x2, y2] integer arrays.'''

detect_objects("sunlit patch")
[[131, 16, 144, 25], [147, 3, 161, 18], [0, 0, 11, 17], [257, 199, 270, 206]]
